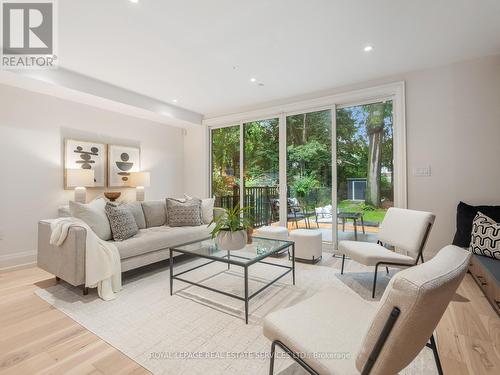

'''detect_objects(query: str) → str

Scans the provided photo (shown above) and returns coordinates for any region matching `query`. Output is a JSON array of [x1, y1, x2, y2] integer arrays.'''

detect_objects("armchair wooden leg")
[[55, 276, 60, 282], [83, 286, 89, 296], [385, 267, 389, 274], [341, 254, 346, 274]]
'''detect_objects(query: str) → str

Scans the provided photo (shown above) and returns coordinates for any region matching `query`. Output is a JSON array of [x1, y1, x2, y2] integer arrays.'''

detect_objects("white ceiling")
[[58, 0, 500, 116]]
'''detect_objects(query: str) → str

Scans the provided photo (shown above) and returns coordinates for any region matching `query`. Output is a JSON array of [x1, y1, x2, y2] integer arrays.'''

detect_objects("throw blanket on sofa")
[[50, 217, 122, 301]]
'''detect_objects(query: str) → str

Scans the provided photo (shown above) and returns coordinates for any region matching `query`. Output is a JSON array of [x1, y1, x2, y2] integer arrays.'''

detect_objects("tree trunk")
[[365, 103, 385, 207]]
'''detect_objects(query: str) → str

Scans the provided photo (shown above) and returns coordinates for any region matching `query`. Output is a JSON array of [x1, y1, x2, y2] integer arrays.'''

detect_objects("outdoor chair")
[[339, 207, 435, 298], [268, 198, 316, 229], [264, 245, 470, 375]]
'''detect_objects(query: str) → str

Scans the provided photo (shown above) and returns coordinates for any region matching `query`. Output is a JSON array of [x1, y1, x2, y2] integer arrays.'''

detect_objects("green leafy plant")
[[210, 205, 253, 238], [291, 174, 320, 198]]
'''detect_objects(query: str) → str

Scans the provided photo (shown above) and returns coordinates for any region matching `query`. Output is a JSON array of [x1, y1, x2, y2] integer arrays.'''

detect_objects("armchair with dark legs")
[[339, 207, 435, 298], [263, 245, 470, 375]]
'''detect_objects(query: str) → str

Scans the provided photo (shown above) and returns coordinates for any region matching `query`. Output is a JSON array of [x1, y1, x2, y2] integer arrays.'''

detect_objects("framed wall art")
[[64, 139, 107, 188], [108, 144, 141, 187]]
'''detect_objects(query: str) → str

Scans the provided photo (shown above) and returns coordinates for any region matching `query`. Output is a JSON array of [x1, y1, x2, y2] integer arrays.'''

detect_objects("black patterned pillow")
[[166, 198, 202, 227], [105, 203, 139, 241], [470, 212, 500, 260]]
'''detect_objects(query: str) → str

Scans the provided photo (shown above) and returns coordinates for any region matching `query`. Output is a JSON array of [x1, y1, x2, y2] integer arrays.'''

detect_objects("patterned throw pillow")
[[470, 212, 500, 260], [183, 194, 214, 224], [105, 203, 139, 241], [166, 198, 202, 227]]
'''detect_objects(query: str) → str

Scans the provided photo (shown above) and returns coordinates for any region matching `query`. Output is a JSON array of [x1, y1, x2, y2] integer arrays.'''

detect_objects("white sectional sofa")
[[37, 200, 218, 291]]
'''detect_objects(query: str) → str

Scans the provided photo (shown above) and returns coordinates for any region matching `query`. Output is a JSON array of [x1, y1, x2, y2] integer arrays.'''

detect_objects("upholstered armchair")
[[263, 245, 471, 375], [339, 207, 435, 297]]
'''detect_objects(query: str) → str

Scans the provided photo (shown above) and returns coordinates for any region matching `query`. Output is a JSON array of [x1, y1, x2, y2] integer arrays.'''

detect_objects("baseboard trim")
[[0, 250, 37, 272]]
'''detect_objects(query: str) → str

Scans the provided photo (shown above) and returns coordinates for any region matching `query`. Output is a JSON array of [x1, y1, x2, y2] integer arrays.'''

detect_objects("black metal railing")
[[214, 186, 279, 228]]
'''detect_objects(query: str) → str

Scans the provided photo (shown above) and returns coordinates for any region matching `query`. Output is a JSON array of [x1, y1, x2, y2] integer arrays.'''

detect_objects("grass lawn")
[[338, 200, 387, 224]]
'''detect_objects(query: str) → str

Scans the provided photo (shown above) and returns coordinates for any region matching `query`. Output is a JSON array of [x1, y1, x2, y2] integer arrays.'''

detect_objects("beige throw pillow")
[[69, 198, 112, 240], [184, 194, 214, 224], [166, 198, 202, 227], [201, 198, 215, 224]]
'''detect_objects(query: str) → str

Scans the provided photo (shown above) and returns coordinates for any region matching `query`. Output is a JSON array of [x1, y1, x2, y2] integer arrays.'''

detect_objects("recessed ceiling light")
[[250, 78, 257, 83], [172, 99, 178, 103], [129, 0, 139, 4], [364, 45, 373, 52]]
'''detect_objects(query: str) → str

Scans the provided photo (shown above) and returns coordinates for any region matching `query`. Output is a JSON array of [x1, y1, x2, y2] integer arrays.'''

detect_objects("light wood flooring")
[[0, 258, 498, 375]]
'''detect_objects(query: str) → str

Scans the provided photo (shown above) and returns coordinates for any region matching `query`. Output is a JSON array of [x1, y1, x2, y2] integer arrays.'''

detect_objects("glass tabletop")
[[171, 236, 293, 266]]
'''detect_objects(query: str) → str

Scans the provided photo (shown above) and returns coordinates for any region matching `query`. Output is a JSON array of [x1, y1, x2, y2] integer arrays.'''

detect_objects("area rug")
[[35, 255, 436, 375]]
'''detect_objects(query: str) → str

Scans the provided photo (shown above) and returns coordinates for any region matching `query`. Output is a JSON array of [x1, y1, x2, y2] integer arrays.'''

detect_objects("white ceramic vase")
[[215, 229, 248, 251]]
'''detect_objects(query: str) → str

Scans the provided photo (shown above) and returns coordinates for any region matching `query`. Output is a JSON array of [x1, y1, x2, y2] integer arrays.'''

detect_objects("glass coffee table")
[[170, 236, 295, 324]]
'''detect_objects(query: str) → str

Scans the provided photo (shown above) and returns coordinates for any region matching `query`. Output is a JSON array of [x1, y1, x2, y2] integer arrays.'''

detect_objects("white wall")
[[0, 84, 185, 269], [404, 55, 500, 255], [183, 126, 209, 199], [188, 55, 500, 256]]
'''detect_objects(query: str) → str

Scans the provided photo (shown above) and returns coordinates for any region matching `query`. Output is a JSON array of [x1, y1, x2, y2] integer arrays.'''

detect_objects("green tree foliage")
[[336, 107, 368, 193], [286, 110, 332, 190], [211, 126, 240, 197], [243, 119, 279, 184], [211, 102, 394, 209]]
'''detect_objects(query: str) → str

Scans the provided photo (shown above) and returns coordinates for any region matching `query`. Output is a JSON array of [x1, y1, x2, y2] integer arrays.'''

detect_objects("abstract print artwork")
[[64, 139, 106, 188], [108, 145, 140, 187]]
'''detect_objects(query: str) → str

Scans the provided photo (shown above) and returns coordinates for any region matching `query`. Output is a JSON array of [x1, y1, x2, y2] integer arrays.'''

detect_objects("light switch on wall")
[[413, 166, 431, 177]]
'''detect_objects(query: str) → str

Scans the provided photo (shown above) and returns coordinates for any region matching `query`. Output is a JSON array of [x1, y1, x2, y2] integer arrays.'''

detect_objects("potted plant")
[[210, 205, 253, 251]]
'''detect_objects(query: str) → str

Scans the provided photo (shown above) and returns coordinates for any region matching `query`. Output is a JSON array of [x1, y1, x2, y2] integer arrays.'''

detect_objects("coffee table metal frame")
[[169, 236, 295, 324]]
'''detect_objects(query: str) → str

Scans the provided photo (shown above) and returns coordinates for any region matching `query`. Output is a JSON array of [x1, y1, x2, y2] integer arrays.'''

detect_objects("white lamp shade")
[[66, 169, 95, 187], [129, 172, 150, 187]]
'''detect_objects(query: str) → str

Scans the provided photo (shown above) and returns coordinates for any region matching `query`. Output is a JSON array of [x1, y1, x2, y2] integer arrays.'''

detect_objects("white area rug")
[[35, 255, 436, 375]]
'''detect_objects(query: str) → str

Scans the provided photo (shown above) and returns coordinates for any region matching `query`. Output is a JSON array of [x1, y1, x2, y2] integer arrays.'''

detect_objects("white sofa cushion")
[[141, 200, 167, 227], [112, 224, 213, 259], [338, 241, 415, 266], [123, 201, 147, 229], [69, 198, 112, 241], [201, 198, 215, 224]]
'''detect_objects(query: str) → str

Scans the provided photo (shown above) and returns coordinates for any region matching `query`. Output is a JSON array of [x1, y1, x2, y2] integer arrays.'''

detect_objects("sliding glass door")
[[211, 125, 240, 209], [336, 100, 394, 243], [209, 91, 402, 252], [286, 110, 333, 243], [243, 118, 280, 227]]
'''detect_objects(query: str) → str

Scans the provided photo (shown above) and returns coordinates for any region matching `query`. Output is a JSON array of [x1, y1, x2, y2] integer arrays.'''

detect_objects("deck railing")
[[214, 186, 279, 228]]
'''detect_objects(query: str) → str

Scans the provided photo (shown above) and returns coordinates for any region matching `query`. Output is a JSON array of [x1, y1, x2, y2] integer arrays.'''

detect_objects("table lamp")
[[129, 172, 150, 201], [66, 169, 95, 203]]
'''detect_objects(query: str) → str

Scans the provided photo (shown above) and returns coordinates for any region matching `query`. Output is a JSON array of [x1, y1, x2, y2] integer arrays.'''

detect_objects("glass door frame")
[[206, 82, 407, 251]]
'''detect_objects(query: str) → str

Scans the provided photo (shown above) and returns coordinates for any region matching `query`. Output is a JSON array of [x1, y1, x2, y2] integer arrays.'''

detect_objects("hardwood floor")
[[0, 267, 150, 375], [435, 274, 500, 375], [0, 261, 498, 375]]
